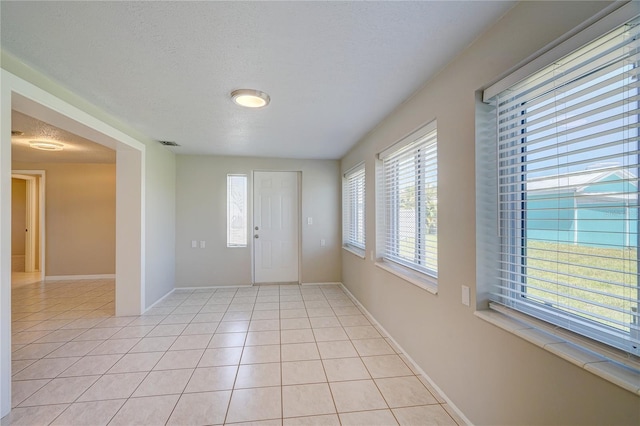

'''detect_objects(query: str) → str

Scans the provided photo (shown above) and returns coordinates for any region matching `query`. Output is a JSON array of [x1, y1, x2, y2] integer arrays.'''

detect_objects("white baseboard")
[[339, 283, 473, 426], [175, 282, 342, 290], [301, 282, 342, 286], [143, 288, 175, 313], [45, 274, 115, 281], [175, 284, 254, 290]]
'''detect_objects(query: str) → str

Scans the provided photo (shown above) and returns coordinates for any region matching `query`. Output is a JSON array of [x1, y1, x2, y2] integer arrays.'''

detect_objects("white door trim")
[[11, 172, 44, 275]]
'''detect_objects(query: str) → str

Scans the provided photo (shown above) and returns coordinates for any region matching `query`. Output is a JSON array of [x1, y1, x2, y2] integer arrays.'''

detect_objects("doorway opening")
[[10, 171, 44, 287], [1, 74, 146, 416], [11, 110, 117, 284]]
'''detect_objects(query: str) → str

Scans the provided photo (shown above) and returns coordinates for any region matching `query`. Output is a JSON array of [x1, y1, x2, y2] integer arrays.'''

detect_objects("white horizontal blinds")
[[493, 18, 640, 355], [344, 165, 366, 249], [381, 128, 437, 276], [227, 175, 247, 247]]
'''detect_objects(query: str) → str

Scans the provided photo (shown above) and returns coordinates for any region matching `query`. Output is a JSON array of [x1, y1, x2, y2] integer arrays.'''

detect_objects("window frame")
[[377, 121, 438, 285], [343, 163, 366, 256], [478, 2, 640, 363]]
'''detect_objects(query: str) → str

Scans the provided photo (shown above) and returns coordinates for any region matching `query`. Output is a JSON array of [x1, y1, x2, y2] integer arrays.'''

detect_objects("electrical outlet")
[[320, 239, 326, 247], [307, 217, 313, 225], [462, 285, 470, 307]]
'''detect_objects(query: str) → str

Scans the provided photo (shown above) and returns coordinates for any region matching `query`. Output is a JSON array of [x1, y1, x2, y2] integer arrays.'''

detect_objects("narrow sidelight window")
[[227, 174, 247, 247]]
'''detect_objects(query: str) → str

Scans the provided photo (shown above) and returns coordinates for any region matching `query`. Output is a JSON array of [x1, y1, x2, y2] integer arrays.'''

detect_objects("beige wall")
[[13, 162, 115, 277], [145, 142, 177, 306], [10, 178, 25, 257], [176, 155, 341, 287], [341, 1, 639, 425]]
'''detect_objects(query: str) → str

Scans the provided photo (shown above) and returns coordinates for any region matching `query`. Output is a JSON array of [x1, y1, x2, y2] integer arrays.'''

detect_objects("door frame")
[[251, 170, 302, 284], [12, 171, 45, 278]]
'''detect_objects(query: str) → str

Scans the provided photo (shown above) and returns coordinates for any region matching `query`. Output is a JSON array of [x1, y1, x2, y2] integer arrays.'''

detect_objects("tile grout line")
[[95, 290, 187, 426], [309, 291, 341, 424], [339, 283, 463, 425], [222, 286, 249, 425], [279, 287, 285, 425], [12, 281, 117, 424], [164, 287, 212, 425], [10, 281, 455, 425]]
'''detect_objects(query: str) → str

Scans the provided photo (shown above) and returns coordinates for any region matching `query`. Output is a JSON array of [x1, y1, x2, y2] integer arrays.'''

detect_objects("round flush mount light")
[[29, 141, 64, 151], [231, 89, 270, 108]]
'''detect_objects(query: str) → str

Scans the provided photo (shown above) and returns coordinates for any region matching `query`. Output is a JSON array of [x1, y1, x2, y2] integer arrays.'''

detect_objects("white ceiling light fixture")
[[231, 89, 270, 108], [29, 141, 64, 151]]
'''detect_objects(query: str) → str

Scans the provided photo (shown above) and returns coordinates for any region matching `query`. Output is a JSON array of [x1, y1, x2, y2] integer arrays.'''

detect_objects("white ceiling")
[[11, 111, 116, 164], [1, 1, 514, 160]]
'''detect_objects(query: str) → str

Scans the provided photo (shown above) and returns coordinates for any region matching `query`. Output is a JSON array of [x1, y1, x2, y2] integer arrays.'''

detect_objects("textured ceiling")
[[11, 111, 116, 164], [1, 1, 514, 160]]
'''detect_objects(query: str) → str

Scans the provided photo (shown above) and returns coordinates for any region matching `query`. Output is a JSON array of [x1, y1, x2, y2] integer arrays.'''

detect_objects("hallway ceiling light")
[[29, 141, 64, 151], [231, 89, 270, 108]]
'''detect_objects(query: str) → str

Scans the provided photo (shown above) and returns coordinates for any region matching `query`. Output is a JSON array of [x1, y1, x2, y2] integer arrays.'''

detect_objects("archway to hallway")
[[11, 110, 118, 289], [1, 75, 146, 416], [9, 92, 145, 315]]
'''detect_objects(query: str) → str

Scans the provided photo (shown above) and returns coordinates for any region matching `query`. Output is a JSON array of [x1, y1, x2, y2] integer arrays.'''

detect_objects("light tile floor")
[[3, 279, 465, 425]]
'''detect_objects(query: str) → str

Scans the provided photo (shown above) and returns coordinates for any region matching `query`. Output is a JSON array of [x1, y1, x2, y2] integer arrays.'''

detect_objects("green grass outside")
[[525, 240, 637, 332], [398, 233, 438, 272], [399, 234, 638, 330], [398, 235, 637, 331]]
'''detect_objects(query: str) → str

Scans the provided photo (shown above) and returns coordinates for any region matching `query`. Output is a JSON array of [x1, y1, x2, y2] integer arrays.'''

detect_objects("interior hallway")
[[5, 279, 463, 425]]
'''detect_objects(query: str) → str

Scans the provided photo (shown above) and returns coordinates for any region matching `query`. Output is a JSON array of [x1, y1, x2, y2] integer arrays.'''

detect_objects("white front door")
[[253, 171, 299, 283]]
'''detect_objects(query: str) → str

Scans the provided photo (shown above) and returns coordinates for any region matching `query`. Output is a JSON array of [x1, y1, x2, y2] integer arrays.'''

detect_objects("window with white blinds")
[[486, 17, 639, 355], [379, 124, 437, 277], [343, 165, 366, 251]]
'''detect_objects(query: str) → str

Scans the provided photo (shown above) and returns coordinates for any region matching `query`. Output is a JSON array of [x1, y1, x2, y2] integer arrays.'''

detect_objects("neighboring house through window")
[[481, 17, 639, 355]]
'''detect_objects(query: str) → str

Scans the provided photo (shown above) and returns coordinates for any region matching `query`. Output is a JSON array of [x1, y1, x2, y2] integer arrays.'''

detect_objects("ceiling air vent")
[[158, 140, 180, 147]]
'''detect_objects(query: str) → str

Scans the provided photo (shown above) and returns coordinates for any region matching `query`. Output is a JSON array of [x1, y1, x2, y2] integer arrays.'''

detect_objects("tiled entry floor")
[[4, 280, 465, 425]]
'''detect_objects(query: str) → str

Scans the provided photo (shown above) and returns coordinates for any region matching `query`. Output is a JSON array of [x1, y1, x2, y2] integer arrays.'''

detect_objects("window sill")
[[475, 305, 640, 396], [342, 245, 365, 259], [374, 261, 437, 295]]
